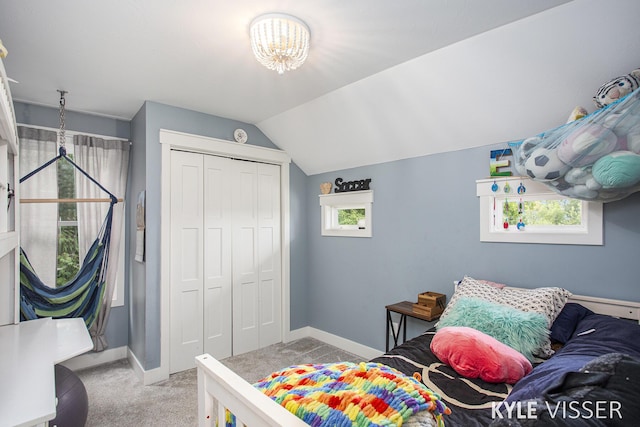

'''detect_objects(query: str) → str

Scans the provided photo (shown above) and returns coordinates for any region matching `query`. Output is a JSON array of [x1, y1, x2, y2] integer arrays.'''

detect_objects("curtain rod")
[[21, 198, 124, 204], [17, 123, 131, 144]]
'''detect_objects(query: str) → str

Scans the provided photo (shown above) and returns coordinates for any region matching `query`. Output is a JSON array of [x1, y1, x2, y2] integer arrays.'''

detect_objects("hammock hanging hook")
[[57, 89, 67, 154]]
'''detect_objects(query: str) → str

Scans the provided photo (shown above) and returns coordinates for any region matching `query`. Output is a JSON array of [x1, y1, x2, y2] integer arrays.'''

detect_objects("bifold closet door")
[[170, 150, 282, 370], [232, 161, 282, 355], [170, 151, 232, 373]]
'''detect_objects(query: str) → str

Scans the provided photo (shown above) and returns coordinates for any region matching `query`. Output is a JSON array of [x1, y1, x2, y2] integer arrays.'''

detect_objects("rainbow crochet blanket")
[[227, 362, 450, 427]]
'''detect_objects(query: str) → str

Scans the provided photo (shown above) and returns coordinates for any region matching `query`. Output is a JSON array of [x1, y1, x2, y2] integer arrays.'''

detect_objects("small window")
[[477, 177, 602, 245], [319, 190, 373, 237]]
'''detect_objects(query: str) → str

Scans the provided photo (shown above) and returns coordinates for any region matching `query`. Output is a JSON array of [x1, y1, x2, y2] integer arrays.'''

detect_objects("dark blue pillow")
[[507, 312, 640, 404], [549, 303, 593, 344]]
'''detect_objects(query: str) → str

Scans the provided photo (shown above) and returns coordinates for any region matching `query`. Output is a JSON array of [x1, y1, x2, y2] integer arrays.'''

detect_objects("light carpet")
[[76, 337, 364, 426]]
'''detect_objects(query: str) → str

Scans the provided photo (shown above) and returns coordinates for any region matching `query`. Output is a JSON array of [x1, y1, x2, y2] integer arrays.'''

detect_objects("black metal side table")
[[385, 301, 441, 351]]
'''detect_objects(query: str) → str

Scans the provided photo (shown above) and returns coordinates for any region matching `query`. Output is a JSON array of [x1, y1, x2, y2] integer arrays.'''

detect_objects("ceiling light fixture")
[[250, 13, 310, 75]]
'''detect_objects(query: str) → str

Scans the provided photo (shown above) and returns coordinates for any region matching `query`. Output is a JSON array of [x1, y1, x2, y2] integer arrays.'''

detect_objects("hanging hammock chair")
[[19, 91, 119, 329]]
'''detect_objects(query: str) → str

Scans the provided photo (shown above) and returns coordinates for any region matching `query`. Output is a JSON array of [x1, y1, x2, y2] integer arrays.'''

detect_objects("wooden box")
[[411, 303, 443, 320], [417, 291, 446, 310]]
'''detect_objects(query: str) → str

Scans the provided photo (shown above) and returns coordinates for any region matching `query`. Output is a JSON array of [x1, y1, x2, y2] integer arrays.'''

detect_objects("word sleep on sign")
[[334, 177, 372, 193]]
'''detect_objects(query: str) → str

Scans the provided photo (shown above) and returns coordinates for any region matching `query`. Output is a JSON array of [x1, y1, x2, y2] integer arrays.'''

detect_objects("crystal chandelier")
[[250, 13, 310, 75]]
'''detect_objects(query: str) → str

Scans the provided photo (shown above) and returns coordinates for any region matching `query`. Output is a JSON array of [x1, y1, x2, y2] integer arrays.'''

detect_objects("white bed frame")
[[196, 293, 640, 427]]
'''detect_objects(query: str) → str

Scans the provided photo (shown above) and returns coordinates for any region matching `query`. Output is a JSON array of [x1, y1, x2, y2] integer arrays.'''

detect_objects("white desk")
[[0, 318, 93, 427]]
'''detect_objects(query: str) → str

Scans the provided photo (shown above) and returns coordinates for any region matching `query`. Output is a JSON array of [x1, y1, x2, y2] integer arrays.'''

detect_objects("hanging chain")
[[58, 90, 67, 150]]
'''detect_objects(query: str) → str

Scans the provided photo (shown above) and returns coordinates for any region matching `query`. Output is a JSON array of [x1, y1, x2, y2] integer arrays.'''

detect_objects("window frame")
[[319, 190, 373, 237], [477, 177, 603, 245]]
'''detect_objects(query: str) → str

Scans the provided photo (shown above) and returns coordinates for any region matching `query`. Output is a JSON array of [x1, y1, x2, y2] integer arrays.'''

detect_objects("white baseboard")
[[69, 328, 381, 382], [294, 326, 383, 361], [61, 345, 128, 371], [127, 347, 168, 385], [285, 326, 311, 342]]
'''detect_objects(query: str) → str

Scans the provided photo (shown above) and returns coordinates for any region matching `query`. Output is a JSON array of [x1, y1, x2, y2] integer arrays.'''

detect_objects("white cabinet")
[[169, 150, 282, 373], [0, 57, 19, 326]]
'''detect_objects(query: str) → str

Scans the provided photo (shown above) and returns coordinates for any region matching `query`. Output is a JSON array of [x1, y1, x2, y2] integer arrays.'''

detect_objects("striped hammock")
[[19, 147, 117, 329], [20, 202, 114, 329]]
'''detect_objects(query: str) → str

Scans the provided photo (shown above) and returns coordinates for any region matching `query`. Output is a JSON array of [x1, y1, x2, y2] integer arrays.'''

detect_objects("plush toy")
[[593, 68, 640, 108], [0, 39, 7, 58], [557, 123, 618, 167], [592, 151, 640, 189], [524, 146, 570, 181], [560, 184, 599, 200], [566, 106, 588, 123], [625, 124, 640, 154], [512, 136, 542, 176], [565, 167, 591, 185]]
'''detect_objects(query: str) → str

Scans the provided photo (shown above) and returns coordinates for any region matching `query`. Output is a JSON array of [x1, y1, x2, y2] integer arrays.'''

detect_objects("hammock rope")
[[19, 90, 118, 328]]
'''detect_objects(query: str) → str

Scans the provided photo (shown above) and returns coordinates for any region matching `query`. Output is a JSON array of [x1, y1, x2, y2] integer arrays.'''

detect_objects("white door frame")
[[159, 129, 291, 381]]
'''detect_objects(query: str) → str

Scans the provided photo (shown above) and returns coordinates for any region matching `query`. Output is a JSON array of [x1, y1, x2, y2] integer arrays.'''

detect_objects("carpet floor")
[[76, 337, 365, 426]]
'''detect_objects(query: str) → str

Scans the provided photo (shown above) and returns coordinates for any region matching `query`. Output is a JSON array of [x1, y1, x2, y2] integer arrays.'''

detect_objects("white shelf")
[[0, 231, 18, 259], [0, 56, 19, 326], [0, 58, 17, 154]]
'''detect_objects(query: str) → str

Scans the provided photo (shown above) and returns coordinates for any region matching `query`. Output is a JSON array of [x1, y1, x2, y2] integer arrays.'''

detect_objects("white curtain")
[[74, 135, 129, 351], [18, 127, 58, 287]]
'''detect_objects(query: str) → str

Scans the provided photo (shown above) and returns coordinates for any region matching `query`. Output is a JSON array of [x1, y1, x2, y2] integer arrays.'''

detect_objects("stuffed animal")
[[560, 184, 599, 200], [593, 68, 640, 108], [557, 123, 618, 167], [512, 137, 542, 176], [592, 151, 640, 189], [0, 39, 7, 58], [625, 124, 640, 154], [566, 106, 588, 123], [565, 167, 591, 185]]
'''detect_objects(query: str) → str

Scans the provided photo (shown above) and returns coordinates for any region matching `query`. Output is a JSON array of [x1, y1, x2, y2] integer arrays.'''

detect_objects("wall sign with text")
[[334, 177, 372, 193]]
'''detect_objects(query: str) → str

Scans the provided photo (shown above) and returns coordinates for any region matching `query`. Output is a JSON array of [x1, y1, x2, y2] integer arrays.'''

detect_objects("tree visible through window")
[[337, 208, 365, 226], [502, 199, 582, 228], [56, 152, 80, 287]]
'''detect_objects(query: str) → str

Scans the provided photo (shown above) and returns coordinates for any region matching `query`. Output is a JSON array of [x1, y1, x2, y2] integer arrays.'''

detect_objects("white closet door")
[[232, 161, 282, 354], [257, 163, 281, 348], [171, 151, 282, 364], [203, 155, 232, 359], [231, 160, 260, 355], [170, 151, 204, 373]]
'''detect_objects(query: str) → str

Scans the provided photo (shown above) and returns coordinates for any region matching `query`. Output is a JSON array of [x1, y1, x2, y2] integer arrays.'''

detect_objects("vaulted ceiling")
[[2, 0, 639, 174]]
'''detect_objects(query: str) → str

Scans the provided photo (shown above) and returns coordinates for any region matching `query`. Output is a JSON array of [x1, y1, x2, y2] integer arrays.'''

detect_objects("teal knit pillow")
[[436, 297, 549, 361]]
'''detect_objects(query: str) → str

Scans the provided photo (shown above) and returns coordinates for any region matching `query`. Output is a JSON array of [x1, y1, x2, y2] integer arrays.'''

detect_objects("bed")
[[196, 277, 640, 426]]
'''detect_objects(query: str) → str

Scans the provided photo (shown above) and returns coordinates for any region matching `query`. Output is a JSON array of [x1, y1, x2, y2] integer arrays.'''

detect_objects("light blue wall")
[[307, 143, 640, 352], [14, 102, 131, 349], [19, 99, 639, 366], [14, 102, 130, 139], [131, 101, 310, 369], [129, 104, 147, 364]]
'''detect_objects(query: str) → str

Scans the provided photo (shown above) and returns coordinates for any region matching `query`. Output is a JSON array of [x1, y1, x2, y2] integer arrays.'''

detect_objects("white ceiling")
[[2, 0, 640, 175]]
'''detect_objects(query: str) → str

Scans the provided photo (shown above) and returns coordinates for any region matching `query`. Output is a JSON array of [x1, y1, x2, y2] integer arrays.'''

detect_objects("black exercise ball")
[[50, 364, 88, 427]]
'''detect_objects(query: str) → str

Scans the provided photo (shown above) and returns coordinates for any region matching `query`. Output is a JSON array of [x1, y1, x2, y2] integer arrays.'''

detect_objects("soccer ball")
[[525, 147, 570, 181]]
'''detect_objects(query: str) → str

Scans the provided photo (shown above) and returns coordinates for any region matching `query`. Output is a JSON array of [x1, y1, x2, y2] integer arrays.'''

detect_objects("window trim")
[[477, 177, 603, 245], [319, 190, 373, 237]]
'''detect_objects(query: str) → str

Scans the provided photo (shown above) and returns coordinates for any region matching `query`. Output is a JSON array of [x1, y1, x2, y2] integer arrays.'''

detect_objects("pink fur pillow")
[[431, 326, 532, 384]]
